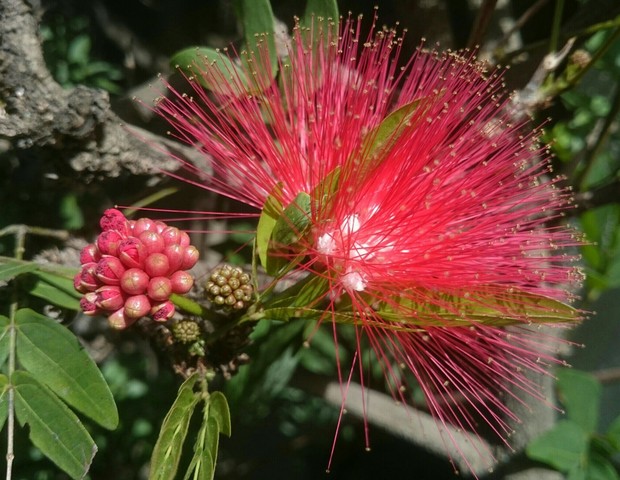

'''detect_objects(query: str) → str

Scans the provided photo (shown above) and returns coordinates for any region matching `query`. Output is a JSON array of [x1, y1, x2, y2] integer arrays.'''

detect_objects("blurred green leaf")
[[171, 47, 247, 96], [301, 0, 339, 47], [584, 456, 620, 480], [13, 370, 97, 480], [67, 34, 90, 64], [149, 374, 200, 480], [557, 368, 601, 433], [236, 0, 278, 81], [15, 308, 118, 430], [60, 193, 84, 230], [527, 420, 589, 472], [605, 414, 620, 451]]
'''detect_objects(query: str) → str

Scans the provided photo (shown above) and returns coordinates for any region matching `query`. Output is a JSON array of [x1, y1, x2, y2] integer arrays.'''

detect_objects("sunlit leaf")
[[557, 368, 601, 433], [256, 186, 283, 271], [15, 308, 118, 430], [149, 374, 200, 480], [13, 370, 97, 480], [378, 288, 581, 327], [526, 420, 589, 472]]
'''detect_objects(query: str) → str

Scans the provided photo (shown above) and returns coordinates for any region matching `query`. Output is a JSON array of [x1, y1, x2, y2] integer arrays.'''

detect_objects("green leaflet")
[[26, 270, 82, 310], [171, 47, 247, 96], [149, 374, 200, 480], [13, 370, 97, 480], [377, 288, 580, 328], [557, 368, 602, 434], [0, 261, 38, 281], [15, 308, 118, 430], [527, 420, 590, 473], [208, 391, 232, 437], [236, 0, 278, 82], [256, 186, 284, 272]]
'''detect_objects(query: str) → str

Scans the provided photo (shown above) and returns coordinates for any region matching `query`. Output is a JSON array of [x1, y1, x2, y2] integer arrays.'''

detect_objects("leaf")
[[526, 420, 589, 472], [0, 260, 38, 282], [378, 288, 581, 328], [171, 47, 247, 96], [236, 0, 278, 82], [557, 368, 602, 433], [256, 187, 284, 270], [12, 370, 97, 480], [0, 373, 8, 432], [208, 391, 231, 437], [149, 374, 200, 480], [262, 274, 330, 310], [605, 413, 620, 450], [183, 404, 215, 480], [267, 191, 312, 276], [0, 315, 10, 368], [585, 456, 620, 480], [15, 308, 118, 430], [26, 270, 82, 310], [300, 0, 339, 49], [355, 98, 430, 177]]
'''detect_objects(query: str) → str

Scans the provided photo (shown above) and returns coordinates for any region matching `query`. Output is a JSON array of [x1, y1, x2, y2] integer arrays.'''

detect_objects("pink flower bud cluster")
[[75, 208, 199, 329]]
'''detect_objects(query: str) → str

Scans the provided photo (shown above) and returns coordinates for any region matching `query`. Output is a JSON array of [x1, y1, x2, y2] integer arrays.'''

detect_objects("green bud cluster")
[[171, 319, 202, 343], [205, 265, 253, 310]]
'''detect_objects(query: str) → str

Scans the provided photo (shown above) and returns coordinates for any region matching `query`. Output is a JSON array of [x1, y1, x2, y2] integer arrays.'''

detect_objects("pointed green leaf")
[[208, 391, 231, 437], [526, 420, 589, 472], [0, 260, 38, 281], [606, 414, 620, 451], [236, 0, 278, 81], [360, 98, 429, 163], [15, 308, 118, 429], [586, 456, 620, 480], [13, 370, 97, 479], [378, 288, 581, 327], [149, 374, 200, 480], [263, 274, 330, 310], [0, 315, 9, 368], [300, 0, 339, 49], [183, 402, 215, 480], [267, 192, 312, 276], [171, 47, 247, 96], [0, 373, 8, 432], [557, 368, 602, 433], [26, 270, 81, 310], [256, 188, 283, 270]]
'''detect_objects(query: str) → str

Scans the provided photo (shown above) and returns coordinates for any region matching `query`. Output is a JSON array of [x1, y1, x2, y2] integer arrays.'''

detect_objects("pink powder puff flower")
[[152, 13, 584, 475]]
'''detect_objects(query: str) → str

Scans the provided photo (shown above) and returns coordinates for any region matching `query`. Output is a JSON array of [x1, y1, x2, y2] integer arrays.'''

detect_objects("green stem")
[[549, 0, 565, 54]]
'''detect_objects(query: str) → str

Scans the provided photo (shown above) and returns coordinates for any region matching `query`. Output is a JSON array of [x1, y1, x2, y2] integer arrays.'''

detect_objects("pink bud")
[[95, 256, 126, 285], [80, 294, 100, 316], [95, 285, 125, 311], [78, 262, 99, 291], [170, 270, 194, 294], [74, 273, 86, 293], [144, 253, 170, 277], [161, 226, 182, 246], [100, 209, 129, 234], [117, 237, 147, 269], [179, 231, 191, 247], [79, 243, 101, 264], [108, 307, 138, 330], [139, 231, 165, 254], [163, 244, 184, 273], [181, 245, 200, 270], [124, 294, 151, 319], [147, 276, 172, 301], [120, 268, 149, 295], [132, 217, 156, 236], [151, 300, 175, 322], [97, 230, 124, 256], [154, 221, 167, 234]]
